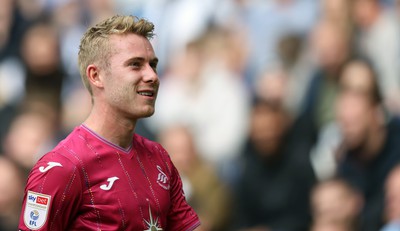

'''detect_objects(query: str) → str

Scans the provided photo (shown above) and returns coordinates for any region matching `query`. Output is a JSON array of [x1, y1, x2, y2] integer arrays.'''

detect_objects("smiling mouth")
[[138, 92, 154, 96], [137, 90, 156, 97]]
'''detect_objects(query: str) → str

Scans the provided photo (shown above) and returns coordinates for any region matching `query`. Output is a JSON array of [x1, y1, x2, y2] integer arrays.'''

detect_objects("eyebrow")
[[124, 57, 159, 66]]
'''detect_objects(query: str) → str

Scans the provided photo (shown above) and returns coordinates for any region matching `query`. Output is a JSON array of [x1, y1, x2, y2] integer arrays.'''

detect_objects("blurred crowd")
[[2, 0, 400, 230]]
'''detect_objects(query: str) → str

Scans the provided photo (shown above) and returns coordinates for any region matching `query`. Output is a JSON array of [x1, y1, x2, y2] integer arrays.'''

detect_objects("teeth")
[[139, 92, 153, 96]]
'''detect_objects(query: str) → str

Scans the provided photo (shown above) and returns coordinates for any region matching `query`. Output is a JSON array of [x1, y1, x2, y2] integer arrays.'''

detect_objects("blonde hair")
[[78, 15, 155, 95]]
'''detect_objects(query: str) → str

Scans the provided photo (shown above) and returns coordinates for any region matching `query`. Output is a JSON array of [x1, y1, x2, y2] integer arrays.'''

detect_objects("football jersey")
[[18, 124, 200, 231]]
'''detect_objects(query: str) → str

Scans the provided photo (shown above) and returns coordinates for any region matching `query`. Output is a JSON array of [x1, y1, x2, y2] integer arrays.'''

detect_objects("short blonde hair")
[[78, 15, 155, 95]]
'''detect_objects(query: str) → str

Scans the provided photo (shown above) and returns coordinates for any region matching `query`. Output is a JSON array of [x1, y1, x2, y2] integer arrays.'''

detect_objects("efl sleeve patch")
[[23, 191, 51, 230]]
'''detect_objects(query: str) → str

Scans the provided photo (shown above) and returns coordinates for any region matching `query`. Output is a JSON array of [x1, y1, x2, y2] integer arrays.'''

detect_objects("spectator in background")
[[335, 58, 400, 231], [0, 0, 37, 61], [306, 1, 354, 180], [320, 0, 353, 33], [255, 67, 289, 106], [60, 87, 91, 134], [2, 103, 58, 172], [50, 0, 87, 96], [85, 0, 116, 24], [141, 0, 217, 74], [352, 0, 400, 113], [20, 21, 65, 111], [16, 0, 46, 21], [275, 33, 315, 117], [216, 0, 317, 85], [0, 0, 38, 151], [0, 0, 17, 60], [159, 125, 231, 231], [0, 156, 25, 231], [294, 19, 352, 181], [381, 165, 400, 231], [255, 41, 314, 119], [310, 178, 363, 231], [396, 0, 400, 16], [300, 18, 352, 144], [233, 98, 316, 231], [148, 28, 250, 181]]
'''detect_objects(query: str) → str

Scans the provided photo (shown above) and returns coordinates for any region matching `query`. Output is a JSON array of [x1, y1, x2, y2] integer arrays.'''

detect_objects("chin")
[[345, 140, 364, 155], [138, 108, 155, 118], [143, 111, 155, 118], [128, 105, 156, 119]]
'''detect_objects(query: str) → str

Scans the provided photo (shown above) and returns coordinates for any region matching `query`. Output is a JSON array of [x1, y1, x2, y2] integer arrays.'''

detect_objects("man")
[[310, 178, 363, 231], [335, 58, 400, 231], [233, 98, 316, 231], [352, 0, 400, 112], [18, 15, 201, 231]]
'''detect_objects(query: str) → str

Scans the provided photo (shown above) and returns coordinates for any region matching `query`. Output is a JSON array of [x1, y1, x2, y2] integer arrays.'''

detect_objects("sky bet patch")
[[24, 191, 51, 230]]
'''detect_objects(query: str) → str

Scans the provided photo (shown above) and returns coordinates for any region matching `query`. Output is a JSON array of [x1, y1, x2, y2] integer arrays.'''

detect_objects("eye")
[[150, 61, 158, 72], [130, 61, 142, 69]]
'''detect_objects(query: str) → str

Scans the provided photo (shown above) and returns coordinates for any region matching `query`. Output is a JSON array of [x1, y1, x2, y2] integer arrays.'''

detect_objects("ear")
[[86, 64, 104, 89]]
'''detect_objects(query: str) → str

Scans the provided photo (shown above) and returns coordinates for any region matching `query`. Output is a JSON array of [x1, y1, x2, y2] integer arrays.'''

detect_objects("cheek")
[[337, 109, 368, 141], [337, 100, 368, 127], [342, 117, 368, 136], [106, 83, 133, 105]]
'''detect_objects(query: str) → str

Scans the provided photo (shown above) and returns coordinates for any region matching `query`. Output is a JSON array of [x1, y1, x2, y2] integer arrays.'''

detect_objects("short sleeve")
[[164, 151, 200, 231], [18, 151, 82, 231]]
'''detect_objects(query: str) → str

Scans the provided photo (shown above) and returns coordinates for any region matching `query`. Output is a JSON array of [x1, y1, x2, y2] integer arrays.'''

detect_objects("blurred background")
[[2, 0, 400, 230]]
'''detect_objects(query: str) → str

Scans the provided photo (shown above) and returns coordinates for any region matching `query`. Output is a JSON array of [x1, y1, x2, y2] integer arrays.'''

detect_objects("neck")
[[84, 103, 136, 149]]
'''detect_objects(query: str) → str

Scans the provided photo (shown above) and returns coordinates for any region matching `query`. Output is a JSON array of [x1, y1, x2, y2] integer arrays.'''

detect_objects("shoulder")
[[21, 149, 84, 231], [49, 126, 97, 163], [28, 150, 82, 188], [26, 128, 88, 190]]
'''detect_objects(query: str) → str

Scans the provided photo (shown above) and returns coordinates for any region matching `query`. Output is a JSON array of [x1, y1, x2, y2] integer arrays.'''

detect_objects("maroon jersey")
[[19, 125, 200, 231]]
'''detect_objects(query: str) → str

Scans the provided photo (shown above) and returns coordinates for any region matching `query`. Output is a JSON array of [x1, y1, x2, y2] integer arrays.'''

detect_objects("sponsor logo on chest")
[[24, 191, 51, 230]]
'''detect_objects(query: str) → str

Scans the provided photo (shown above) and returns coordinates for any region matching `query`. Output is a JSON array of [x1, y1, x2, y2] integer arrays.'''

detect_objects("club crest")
[[156, 165, 170, 190]]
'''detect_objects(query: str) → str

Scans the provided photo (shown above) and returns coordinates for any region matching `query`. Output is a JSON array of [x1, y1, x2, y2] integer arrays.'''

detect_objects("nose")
[[143, 63, 159, 84]]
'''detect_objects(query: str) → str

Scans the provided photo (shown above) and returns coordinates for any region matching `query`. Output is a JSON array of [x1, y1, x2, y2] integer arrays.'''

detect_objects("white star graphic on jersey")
[[144, 205, 163, 231]]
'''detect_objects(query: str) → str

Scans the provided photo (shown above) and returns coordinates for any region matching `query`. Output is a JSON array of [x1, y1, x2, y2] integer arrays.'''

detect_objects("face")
[[22, 25, 59, 73], [250, 104, 287, 155], [159, 126, 196, 175], [99, 33, 159, 119], [312, 182, 361, 224], [353, 0, 375, 28], [4, 113, 53, 169], [311, 223, 351, 231], [312, 21, 347, 69], [256, 70, 287, 103], [336, 62, 375, 149], [0, 158, 23, 213], [323, 0, 347, 15]]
